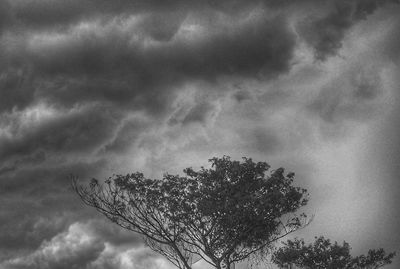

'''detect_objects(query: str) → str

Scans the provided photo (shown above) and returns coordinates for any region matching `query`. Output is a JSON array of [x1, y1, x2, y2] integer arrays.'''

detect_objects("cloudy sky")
[[1, 0, 400, 268]]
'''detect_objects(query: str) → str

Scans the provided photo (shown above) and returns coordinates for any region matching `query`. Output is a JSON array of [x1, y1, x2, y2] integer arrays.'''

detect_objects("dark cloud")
[[298, 3, 352, 61], [0, 212, 73, 255], [0, 151, 45, 177], [0, 1, 399, 268], [10, 0, 193, 29], [10, 0, 188, 30], [0, 160, 107, 257], [0, 104, 122, 165], [0, 0, 11, 34], [250, 127, 280, 154], [0, 165, 16, 175], [8, 0, 289, 31], [0, 67, 34, 112], [298, 0, 399, 60], [0, 2, 298, 180], [172, 15, 295, 79], [138, 10, 188, 42], [28, 13, 295, 91], [12, 0, 92, 29], [0, 4, 297, 120], [232, 89, 253, 103], [381, 11, 400, 63]]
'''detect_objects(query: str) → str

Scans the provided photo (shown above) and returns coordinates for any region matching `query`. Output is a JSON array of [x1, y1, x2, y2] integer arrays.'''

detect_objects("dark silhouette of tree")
[[72, 156, 309, 269], [272, 236, 395, 269]]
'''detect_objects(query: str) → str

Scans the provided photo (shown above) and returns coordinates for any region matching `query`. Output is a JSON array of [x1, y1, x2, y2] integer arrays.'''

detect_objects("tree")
[[272, 236, 396, 269], [72, 156, 309, 269]]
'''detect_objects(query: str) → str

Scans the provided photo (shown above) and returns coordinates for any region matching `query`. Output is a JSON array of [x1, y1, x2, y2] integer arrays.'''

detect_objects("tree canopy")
[[72, 156, 309, 269], [272, 236, 396, 269]]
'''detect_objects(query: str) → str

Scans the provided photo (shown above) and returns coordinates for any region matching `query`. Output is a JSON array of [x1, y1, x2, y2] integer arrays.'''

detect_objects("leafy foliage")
[[72, 156, 309, 269], [272, 236, 396, 269]]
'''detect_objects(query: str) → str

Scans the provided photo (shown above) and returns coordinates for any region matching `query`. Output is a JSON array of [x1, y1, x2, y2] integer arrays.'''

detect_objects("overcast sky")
[[0, 0, 400, 268]]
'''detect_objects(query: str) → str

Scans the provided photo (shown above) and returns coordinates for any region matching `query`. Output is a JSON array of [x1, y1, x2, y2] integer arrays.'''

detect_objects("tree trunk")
[[220, 258, 234, 269], [170, 244, 192, 269]]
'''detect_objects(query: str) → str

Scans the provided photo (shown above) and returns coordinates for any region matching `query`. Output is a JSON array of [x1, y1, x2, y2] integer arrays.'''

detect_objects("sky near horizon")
[[0, 0, 400, 268]]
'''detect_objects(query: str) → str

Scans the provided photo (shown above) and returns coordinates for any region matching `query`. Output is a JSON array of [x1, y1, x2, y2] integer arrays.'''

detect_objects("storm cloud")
[[298, 0, 399, 60], [1, 0, 400, 268]]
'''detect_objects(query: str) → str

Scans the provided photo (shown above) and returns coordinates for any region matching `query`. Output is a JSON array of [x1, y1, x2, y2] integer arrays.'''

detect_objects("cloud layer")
[[1, 0, 400, 268]]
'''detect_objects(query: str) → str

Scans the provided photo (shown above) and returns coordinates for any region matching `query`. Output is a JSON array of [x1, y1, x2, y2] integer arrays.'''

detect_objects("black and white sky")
[[0, 0, 400, 268]]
